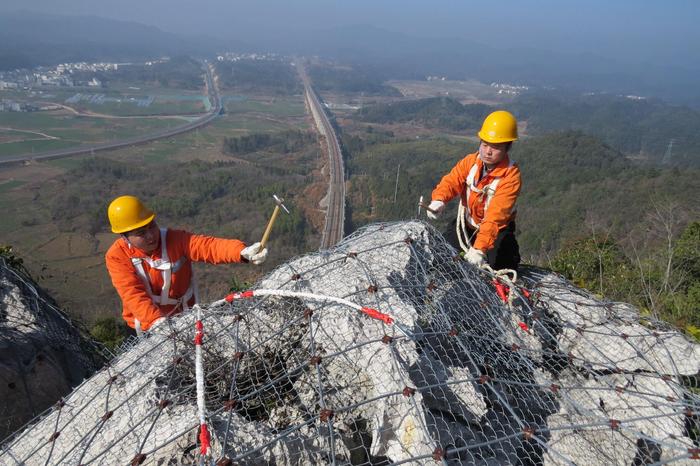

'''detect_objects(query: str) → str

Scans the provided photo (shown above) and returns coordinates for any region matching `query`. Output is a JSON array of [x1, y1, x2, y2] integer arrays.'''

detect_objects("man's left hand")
[[465, 247, 486, 267]]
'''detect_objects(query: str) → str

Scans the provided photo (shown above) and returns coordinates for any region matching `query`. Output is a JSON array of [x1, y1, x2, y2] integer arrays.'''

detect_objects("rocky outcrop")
[[1, 222, 698, 465], [0, 257, 102, 441]]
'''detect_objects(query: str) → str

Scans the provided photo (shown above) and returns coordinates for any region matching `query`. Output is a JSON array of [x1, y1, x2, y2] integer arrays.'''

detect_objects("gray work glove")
[[465, 247, 486, 267], [426, 200, 446, 220], [241, 242, 268, 265]]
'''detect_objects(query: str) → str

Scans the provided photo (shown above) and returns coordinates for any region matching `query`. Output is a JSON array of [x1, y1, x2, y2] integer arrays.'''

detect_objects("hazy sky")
[[2, 0, 699, 67]]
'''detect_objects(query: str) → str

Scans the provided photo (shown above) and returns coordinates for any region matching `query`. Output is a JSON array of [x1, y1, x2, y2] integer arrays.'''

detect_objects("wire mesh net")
[[1, 221, 698, 465]]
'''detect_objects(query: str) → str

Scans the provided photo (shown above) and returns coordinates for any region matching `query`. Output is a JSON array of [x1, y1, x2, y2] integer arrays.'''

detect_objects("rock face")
[[1, 221, 698, 465], [0, 257, 102, 441]]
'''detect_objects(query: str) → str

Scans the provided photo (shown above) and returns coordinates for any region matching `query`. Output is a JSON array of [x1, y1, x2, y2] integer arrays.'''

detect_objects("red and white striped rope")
[[194, 306, 210, 456], [211, 289, 394, 325]]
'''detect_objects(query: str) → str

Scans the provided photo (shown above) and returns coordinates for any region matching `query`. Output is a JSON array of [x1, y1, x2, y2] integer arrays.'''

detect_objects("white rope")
[[212, 289, 372, 313], [455, 201, 472, 254], [456, 198, 518, 308], [210, 289, 413, 337]]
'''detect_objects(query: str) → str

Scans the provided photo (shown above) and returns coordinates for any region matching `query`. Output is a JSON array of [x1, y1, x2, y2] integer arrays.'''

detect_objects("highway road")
[[0, 62, 222, 166], [297, 62, 345, 249]]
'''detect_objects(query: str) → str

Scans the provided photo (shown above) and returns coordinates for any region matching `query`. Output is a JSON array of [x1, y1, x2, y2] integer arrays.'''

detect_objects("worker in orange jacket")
[[105, 195, 268, 334], [427, 110, 521, 270]]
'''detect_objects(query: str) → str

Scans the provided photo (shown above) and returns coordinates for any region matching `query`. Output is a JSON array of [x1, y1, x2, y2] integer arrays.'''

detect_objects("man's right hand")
[[465, 247, 486, 267], [241, 242, 268, 265], [426, 200, 446, 220]]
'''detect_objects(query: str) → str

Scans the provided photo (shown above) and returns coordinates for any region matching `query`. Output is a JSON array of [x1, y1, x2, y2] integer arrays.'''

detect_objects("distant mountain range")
[[257, 24, 700, 108], [0, 11, 247, 70], [1, 11, 698, 108]]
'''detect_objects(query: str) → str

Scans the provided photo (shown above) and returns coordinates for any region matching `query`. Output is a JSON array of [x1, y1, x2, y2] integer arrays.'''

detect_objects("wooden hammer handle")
[[259, 205, 280, 250]]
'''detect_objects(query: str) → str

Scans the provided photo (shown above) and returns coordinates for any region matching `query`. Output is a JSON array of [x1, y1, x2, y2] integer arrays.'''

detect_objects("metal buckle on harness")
[[150, 258, 168, 269]]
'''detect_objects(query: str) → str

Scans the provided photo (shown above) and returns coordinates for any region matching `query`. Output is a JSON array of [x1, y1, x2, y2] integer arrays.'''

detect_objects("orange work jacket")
[[105, 228, 246, 331], [432, 152, 521, 252]]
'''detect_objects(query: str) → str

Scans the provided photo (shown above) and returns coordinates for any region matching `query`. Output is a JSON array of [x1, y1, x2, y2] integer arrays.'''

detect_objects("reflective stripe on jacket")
[[105, 229, 246, 331], [431, 152, 521, 251]]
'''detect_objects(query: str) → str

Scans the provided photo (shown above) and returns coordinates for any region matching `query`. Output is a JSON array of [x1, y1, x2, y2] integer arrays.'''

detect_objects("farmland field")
[[0, 111, 180, 158], [0, 80, 321, 327]]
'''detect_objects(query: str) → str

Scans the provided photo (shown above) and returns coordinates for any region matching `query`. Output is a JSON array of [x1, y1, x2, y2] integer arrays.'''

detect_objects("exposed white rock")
[[531, 273, 700, 375], [1, 222, 698, 465], [0, 258, 101, 441]]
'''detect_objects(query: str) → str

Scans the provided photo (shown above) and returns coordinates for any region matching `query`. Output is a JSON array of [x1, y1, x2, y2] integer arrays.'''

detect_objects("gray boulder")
[[0, 257, 102, 441]]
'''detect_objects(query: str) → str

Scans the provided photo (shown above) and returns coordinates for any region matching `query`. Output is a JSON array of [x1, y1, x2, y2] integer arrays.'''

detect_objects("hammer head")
[[273, 194, 290, 214]]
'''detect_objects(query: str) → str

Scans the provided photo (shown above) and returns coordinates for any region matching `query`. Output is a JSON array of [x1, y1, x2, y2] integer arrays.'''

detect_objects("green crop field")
[[0, 112, 184, 158], [70, 98, 206, 117], [224, 97, 306, 117], [0, 112, 73, 130], [45, 157, 87, 170], [223, 114, 301, 132], [0, 179, 25, 193], [0, 139, 78, 158]]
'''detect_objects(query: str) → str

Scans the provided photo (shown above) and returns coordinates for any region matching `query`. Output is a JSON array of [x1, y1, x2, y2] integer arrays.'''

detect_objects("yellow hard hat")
[[107, 195, 155, 234], [477, 110, 518, 143]]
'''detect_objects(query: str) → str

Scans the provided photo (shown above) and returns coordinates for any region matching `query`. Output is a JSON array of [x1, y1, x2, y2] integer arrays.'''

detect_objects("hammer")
[[259, 194, 290, 250]]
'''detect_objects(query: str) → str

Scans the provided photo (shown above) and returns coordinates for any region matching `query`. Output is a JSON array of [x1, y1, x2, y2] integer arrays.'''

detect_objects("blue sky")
[[2, 0, 699, 67]]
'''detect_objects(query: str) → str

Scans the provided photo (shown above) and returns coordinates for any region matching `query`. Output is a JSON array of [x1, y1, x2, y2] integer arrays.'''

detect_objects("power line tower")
[[661, 138, 675, 165]]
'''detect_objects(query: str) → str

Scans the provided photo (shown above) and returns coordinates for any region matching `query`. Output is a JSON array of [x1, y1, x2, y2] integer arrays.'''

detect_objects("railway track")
[[297, 62, 345, 248]]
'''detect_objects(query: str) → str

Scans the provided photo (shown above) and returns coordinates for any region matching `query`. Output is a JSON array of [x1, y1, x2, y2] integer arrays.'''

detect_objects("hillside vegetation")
[[215, 59, 302, 95], [355, 97, 491, 131], [354, 94, 700, 166], [309, 64, 402, 96], [49, 155, 317, 253], [223, 130, 316, 156], [511, 93, 700, 166]]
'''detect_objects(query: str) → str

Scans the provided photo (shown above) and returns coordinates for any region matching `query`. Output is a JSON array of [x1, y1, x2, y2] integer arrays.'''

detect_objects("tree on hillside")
[[552, 201, 700, 337]]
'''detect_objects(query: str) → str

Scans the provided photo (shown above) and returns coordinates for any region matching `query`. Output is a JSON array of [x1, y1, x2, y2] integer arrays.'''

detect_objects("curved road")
[[297, 62, 345, 248], [0, 62, 222, 166]]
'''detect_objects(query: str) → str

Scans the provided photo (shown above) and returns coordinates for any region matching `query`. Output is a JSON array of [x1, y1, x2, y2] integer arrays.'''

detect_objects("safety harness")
[[455, 159, 516, 254], [129, 228, 199, 335]]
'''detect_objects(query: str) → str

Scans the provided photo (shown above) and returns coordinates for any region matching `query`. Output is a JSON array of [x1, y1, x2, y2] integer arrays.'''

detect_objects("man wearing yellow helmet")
[[427, 110, 521, 270], [105, 195, 268, 334]]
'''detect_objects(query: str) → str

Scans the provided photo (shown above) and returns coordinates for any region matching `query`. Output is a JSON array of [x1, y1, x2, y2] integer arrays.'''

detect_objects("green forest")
[[355, 94, 700, 167], [355, 97, 492, 131], [214, 59, 302, 95], [511, 93, 700, 166], [308, 65, 402, 96], [223, 130, 316, 156]]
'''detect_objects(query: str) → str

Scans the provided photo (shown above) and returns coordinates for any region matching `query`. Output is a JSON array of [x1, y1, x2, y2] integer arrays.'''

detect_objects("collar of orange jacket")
[[121, 235, 162, 258], [476, 152, 512, 179]]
